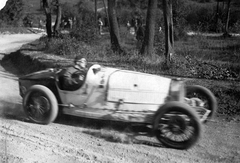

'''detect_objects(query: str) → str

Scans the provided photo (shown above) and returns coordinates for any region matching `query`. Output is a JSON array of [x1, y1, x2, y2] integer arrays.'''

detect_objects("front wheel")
[[23, 85, 59, 124], [185, 85, 217, 123], [153, 102, 202, 149]]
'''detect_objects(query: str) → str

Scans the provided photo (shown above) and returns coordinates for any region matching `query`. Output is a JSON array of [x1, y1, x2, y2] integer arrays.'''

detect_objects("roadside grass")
[[176, 35, 240, 67]]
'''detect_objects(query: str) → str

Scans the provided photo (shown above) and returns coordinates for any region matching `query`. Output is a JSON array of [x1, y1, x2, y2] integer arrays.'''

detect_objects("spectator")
[[159, 26, 162, 32], [136, 25, 144, 42], [98, 17, 103, 35], [127, 21, 131, 31], [69, 18, 73, 29], [104, 17, 108, 27]]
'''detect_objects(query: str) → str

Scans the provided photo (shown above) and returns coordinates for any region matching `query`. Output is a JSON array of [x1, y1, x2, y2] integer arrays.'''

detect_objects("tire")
[[153, 102, 202, 149], [23, 85, 59, 124], [186, 85, 217, 123]]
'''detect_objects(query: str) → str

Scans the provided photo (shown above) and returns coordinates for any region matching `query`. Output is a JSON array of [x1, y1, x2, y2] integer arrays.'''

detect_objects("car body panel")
[[108, 70, 171, 105], [20, 69, 55, 80]]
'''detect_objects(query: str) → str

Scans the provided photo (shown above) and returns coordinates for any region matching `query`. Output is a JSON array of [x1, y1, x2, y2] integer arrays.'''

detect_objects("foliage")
[[117, 0, 148, 10], [229, 20, 240, 33], [172, 0, 191, 39], [0, 0, 24, 26], [212, 84, 240, 115], [0, 20, 10, 28], [65, 0, 97, 44], [23, 14, 35, 27], [41, 35, 94, 58], [75, 0, 94, 13], [61, 2, 78, 20]]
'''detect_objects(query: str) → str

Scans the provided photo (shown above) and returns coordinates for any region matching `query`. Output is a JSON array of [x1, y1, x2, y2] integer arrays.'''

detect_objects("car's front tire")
[[185, 85, 217, 123], [23, 85, 58, 124], [153, 102, 202, 149]]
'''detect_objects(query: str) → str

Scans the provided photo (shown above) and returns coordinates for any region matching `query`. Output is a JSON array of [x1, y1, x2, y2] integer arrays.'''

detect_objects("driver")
[[60, 56, 87, 91]]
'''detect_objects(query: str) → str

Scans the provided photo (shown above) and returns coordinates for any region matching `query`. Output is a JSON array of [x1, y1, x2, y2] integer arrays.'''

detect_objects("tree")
[[40, 0, 43, 9], [214, 0, 220, 32], [140, 0, 157, 57], [102, 0, 109, 28], [107, 0, 123, 53], [0, 0, 24, 26], [53, 0, 62, 36], [42, 0, 52, 38], [95, 0, 97, 28], [163, 0, 174, 66], [223, 0, 231, 37]]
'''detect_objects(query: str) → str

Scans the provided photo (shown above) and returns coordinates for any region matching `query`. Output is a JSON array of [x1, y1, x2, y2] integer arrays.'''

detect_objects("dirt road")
[[0, 33, 240, 163]]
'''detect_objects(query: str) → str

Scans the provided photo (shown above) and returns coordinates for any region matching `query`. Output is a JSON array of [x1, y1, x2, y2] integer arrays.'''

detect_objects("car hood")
[[19, 68, 56, 80]]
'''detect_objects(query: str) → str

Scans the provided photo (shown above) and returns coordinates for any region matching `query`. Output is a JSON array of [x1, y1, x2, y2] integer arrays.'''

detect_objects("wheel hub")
[[168, 116, 187, 134], [29, 96, 50, 115]]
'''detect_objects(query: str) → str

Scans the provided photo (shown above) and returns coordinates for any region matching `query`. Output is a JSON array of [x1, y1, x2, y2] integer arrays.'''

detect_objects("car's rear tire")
[[153, 102, 202, 149], [23, 85, 58, 124], [186, 85, 217, 123]]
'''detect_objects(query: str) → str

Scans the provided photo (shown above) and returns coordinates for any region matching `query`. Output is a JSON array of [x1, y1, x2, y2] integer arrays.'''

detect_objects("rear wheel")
[[23, 85, 58, 124], [153, 102, 202, 149]]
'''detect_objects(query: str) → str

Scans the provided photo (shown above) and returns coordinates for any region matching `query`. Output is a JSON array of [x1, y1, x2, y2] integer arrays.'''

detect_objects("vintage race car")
[[18, 64, 217, 149]]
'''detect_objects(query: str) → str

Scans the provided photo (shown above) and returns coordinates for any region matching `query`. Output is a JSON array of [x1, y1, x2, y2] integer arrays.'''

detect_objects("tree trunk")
[[42, 0, 52, 38], [53, 0, 62, 37], [102, 0, 109, 29], [163, 0, 174, 66], [140, 0, 157, 57], [223, 0, 231, 37], [107, 0, 123, 53], [40, 0, 43, 9], [95, 0, 98, 30], [215, 0, 220, 32]]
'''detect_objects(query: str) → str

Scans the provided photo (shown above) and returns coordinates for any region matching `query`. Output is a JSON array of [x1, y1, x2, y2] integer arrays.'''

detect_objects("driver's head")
[[74, 56, 87, 69]]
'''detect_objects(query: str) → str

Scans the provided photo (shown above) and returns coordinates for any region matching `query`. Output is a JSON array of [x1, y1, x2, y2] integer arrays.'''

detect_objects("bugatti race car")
[[18, 64, 217, 149]]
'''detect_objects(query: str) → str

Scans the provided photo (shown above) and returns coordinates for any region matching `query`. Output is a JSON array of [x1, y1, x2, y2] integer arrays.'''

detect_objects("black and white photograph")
[[0, 0, 239, 162]]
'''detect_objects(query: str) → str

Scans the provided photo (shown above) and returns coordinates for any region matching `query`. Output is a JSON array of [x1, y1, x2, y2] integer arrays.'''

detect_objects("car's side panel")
[[20, 69, 55, 80], [107, 70, 171, 105], [62, 103, 156, 123]]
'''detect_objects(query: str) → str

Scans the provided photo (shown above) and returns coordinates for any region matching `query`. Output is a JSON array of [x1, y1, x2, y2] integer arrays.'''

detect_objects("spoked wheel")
[[23, 85, 58, 124], [185, 85, 217, 123], [153, 102, 202, 149]]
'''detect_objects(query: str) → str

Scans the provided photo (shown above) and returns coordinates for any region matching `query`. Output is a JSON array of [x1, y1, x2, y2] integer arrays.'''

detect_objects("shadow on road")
[[0, 100, 26, 121], [55, 114, 166, 148]]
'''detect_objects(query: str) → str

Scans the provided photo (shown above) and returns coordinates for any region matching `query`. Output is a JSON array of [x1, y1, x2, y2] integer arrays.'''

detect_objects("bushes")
[[70, 13, 97, 44], [43, 35, 93, 58], [69, 0, 97, 44], [0, 0, 24, 26]]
